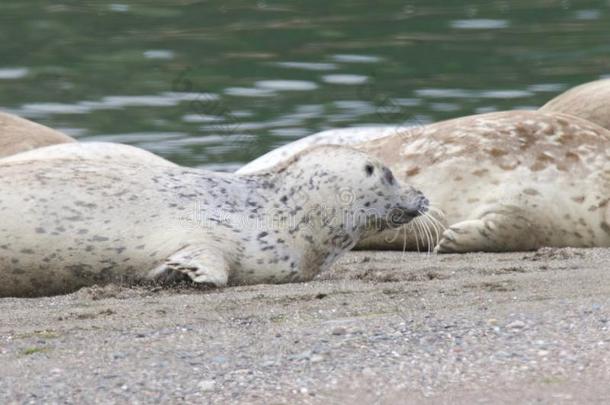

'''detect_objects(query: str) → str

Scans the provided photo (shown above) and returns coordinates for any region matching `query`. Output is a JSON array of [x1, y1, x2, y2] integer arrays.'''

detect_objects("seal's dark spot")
[[74, 201, 97, 209], [365, 164, 374, 176]]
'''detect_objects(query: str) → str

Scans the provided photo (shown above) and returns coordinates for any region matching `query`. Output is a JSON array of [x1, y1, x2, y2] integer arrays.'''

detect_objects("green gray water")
[[1, 0, 609, 170]]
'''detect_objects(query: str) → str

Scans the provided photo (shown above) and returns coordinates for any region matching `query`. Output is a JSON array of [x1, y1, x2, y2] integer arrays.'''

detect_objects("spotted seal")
[[239, 111, 610, 252], [540, 79, 610, 131], [0, 112, 75, 157], [237, 80, 610, 174], [0, 145, 427, 297]]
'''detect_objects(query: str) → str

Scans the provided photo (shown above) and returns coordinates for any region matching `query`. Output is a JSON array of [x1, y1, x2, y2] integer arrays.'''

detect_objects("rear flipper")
[[435, 204, 544, 253], [148, 245, 229, 287]]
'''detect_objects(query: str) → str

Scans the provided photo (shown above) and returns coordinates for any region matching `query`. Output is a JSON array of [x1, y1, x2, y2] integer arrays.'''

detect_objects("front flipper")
[[435, 205, 543, 253], [148, 245, 229, 287]]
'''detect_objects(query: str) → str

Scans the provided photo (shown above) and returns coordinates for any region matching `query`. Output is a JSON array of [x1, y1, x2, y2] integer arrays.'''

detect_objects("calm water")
[[1, 0, 609, 170]]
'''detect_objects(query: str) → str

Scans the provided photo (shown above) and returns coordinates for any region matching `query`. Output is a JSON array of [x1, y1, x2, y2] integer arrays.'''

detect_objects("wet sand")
[[2, 248, 610, 404]]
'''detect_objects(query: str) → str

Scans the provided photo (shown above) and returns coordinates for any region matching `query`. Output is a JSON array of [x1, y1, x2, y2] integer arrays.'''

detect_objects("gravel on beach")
[[1, 248, 610, 404]]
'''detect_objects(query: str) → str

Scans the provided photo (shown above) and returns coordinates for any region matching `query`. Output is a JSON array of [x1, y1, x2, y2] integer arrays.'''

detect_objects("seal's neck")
[[257, 171, 362, 275]]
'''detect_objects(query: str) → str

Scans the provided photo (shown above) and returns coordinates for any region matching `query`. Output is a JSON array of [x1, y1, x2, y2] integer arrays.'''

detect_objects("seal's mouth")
[[386, 207, 418, 227], [387, 195, 429, 227]]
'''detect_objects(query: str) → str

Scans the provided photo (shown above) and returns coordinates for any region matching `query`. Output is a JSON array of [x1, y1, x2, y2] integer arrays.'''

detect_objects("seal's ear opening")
[[365, 164, 374, 176]]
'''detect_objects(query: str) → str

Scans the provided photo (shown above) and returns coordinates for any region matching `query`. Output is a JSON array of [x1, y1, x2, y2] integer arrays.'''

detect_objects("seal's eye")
[[365, 164, 374, 176]]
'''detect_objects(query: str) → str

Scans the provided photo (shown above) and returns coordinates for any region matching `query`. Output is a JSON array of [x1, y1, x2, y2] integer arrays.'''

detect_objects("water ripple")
[[527, 83, 566, 92], [0, 68, 29, 80], [80, 132, 186, 144], [224, 87, 277, 97], [275, 61, 338, 71], [322, 74, 369, 85], [270, 128, 311, 137], [255, 80, 318, 91], [182, 114, 225, 123], [21, 103, 89, 116], [17, 92, 221, 118], [416, 88, 532, 99], [574, 10, 601, 20], [450, 19, 509, 29], [143, 50, 175, 60], [331, 54, 381, 63], [109, 4, 129, 12]]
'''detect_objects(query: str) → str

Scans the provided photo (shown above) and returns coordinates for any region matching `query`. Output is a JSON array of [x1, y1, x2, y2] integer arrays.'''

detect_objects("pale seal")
[[0, 145, 427, 297], [2, 141, 177, 167], [540, 79, 610, 131], [0, 111, 75, 157], [235, 126, 405, 173], [239, 111, 610, 252]]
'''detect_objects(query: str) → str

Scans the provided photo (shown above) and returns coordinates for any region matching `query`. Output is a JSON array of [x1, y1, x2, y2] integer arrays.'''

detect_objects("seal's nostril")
[[418, 196, 430, 212]]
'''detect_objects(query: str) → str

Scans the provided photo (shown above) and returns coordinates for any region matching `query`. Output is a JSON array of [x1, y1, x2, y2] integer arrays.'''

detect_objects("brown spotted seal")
[[2, 141, 177, 167], [0, 145, 427, 297], [236, 79, 610, 175], [0, 112, 174, 167], [0, 111, 75, 157], [540, 78, 610, 131], [239, 111, 610, 252]]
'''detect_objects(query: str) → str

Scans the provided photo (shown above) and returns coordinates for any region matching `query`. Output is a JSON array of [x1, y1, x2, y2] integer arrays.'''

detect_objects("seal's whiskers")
[[422, 212, 442, 249], [401, 223, 408, 258], [413, 220, 421, 253], [426, 207, 447, 231], [420, 218, 432, 254], [422, 213, 440, 252]]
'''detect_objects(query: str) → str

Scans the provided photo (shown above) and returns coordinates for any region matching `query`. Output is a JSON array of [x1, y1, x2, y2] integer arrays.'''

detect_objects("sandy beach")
[[2, 248, 610, 404], [0, 249, 610, 404]]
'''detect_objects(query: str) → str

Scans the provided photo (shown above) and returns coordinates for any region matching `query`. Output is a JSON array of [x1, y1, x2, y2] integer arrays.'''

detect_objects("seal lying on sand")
[[0, 145, 427, 297], [239, 111, 610, 252], [540, 78, 610, 131], [0, 112, 75, 157], [2, 141, 177, 167], [0, 114, 174, 167], [236, 79, 610, 174], [235, 126, 404, 174]]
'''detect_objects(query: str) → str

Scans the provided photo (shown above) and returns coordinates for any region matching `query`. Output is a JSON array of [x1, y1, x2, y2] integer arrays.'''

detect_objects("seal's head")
[[272, 145, 428, 242]]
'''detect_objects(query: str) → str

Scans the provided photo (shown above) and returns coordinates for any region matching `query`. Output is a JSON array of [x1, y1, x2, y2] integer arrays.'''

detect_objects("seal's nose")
[[403, 188, 429, 217], [388, 191, 428, 227], [415, 192, 429, 214]]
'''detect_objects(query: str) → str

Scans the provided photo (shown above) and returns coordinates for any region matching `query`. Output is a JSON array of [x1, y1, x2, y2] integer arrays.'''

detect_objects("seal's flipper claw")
[[149, 246, 229, 287], [435, 205, 540, 253], [435, 219, 490, 253]]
